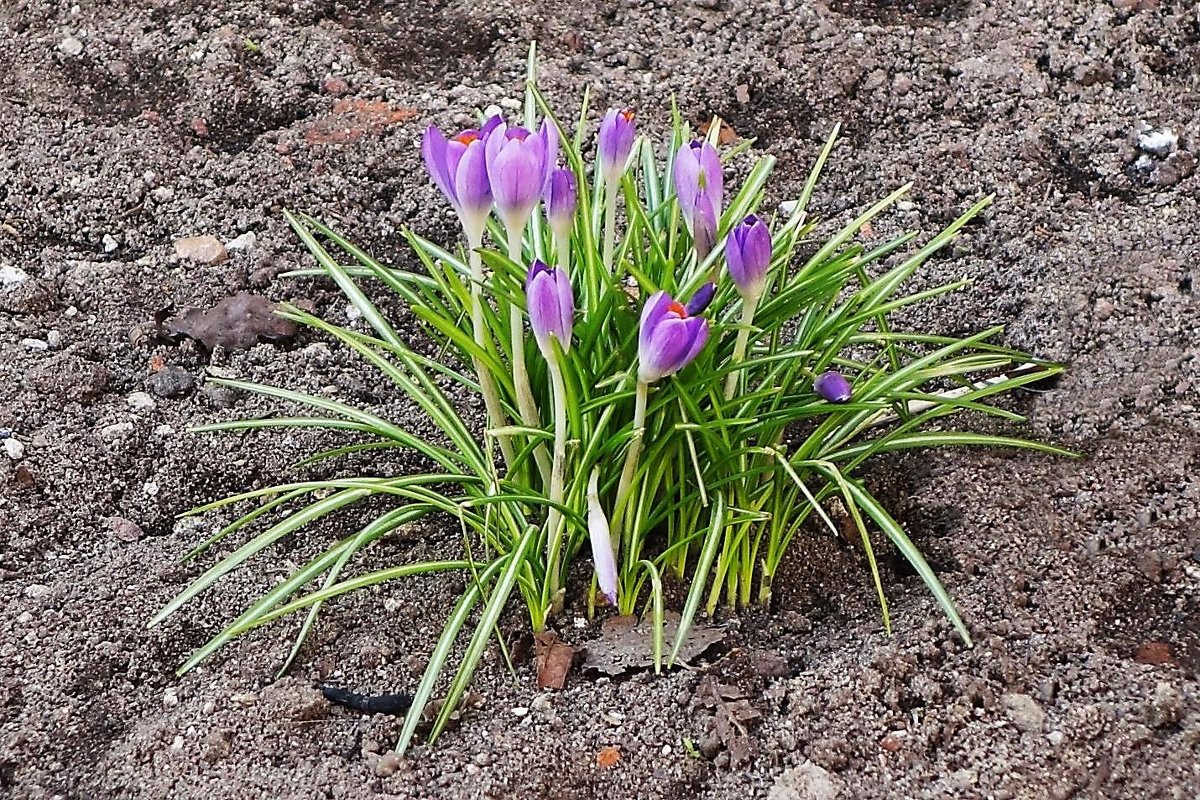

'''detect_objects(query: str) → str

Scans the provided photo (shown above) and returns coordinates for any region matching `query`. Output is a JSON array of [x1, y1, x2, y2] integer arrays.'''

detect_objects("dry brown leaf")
[[596, 746, 621, 769], [582, 611, 724, 676], [534, 631, 574, 690], [164, 293, 298, 351]]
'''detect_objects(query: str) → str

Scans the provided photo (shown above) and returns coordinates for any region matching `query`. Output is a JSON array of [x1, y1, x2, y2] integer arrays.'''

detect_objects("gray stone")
[[768, 761, 843, 800], [174, 235, 228, 265], [148, 366, 195, 398], [1002, 693, 1046, 733]]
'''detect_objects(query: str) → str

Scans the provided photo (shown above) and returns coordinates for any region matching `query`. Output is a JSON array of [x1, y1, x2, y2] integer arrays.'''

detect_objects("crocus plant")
[[155, 49, 1068, 756]]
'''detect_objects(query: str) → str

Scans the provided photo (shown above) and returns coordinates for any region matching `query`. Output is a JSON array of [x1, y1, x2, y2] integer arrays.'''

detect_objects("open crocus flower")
[[726, 215, 771, 301], [543, 167, 577, 241], [814, 370, 853, 403], [673, 140, 723, 259], [586, 471, 619, 606], [638, 290, 710, 384], [525, 260, 574, 362], [598, 108, 636, 188], [421, 116, 502, 240], [485, 120, 557, 232]]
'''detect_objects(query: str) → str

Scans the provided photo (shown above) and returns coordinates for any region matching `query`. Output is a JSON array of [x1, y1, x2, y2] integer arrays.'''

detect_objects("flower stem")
[[507, 225, 551, 485], [613, 379, 649, 558], [544, 357, 569, 609], [723, 294, 759, 401], [554, 229, 571, 279], [602, 181, 618, 275], [467, 229, 514, 468]]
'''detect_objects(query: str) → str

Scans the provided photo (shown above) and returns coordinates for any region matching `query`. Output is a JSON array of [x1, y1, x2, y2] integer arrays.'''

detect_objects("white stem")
[[602, 181, 618, 275], [554, 229, 571, 279], [723, 294, 760, 400], [467, 231, 514, 468], [545, 358, 569, 601], [612, 379, 649, 553], [507, 224, 551, 484]]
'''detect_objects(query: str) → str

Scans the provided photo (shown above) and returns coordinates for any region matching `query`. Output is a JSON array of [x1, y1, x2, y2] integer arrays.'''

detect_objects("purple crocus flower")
[[598, 108, 637, 187], [525, 260, 574, 361], [673, 140, 723, 259], [726, 215, 772, 300], [420, 115, 502, 238], [586, 471, 618, 606], [814, 370, 853, 403], [543, 167, 577, 241], [685, 282, 717, 316], [638, 290, 710, 384], [484, 120, 558, 232]]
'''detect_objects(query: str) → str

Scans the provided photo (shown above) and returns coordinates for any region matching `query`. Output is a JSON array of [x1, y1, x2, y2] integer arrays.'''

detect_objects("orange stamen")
[[667, 300, 687, 318], [453, 131, 480, 145], [620, 109, 635, 122]]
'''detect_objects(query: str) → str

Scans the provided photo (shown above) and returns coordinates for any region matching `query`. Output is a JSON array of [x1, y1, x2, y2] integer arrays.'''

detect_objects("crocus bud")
[[525, 260, 574, 362], [637, 290, 709, 384], [685, 282, 717, 316], [726, 215, 771, 300], [543, 167, 577, 241], [598, 108, 636, 188], [586, 471, 619, 606], [420, 116, 502, 239], [814, 371, 853, 403], [485, 120, 558, 232], [673, 140, 723, 259]]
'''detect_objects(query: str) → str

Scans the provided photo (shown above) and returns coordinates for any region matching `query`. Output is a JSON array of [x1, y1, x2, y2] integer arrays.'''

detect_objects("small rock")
[[109, 517, 144, 542], [200, 384, 237, 409], [375, 752, 403, 777], [23, 354, 110, 400], [148, 366, 194, 398], [0, 264, 29, 287], [58, 36, 84, 56], [46, 330, 62, 349], [529, 694, 553, 714], [768, 761, 844, 800], [1094, 299, 1115, 321], [127, 391, 156, 410], [143, 481, 160, 497], [735, 84, 750, 104], [1046, 730, 1065, 746], [4, 438, 24, 460], [164, 689, 179, 708], [511, 707, 529, 718], [231, 692, 258, 706], [601, 710, 625, 725], [102, 233, 119, 253], [100, 421, 134, 440], [1137, 127, 1176, 157], [151, 186, 175, 202], [21, 338, 48, 351], [226, 232, 257, 251], [1147, 682, 1181, 728], [170, 735, 185, 752], [473, 752, 493, 767], [202, 700, 216, 715], [174, 235, 228, 265], [323, 77, 350, 95], [1002, 693, 1045, 733], [698, 734, 721, 760], [754, 651, 789, 678], [24, 583, 51, 599]]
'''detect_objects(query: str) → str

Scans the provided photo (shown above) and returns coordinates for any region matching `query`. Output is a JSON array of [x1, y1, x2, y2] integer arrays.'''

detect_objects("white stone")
[[3, 438, 24, 460], [1137, 128, 1177, 157], [0, 264, 29, 287], [226, 232, 257, 251], [127, 391, 156, 410], [46, 330, 62, 349], [58, 36, 84, 56], [102, 233, 119, 252], [101, 422, 134, 440], [143, 480, 160, 497], [20, 338, 48, 350]]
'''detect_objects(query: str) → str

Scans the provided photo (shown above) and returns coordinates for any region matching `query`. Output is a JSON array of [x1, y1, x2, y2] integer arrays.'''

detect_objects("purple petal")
[[680, 317, 709, 368], [586, 472, 619, 606], [554, 267, 574, 346], [697, 141, 723, 211], [538, 120, 558, 191], [814, 371, 853, 403], [673, 145, 701, 218], [685, 282, 716, 316], [639, 317, 693, 384], [638, 290, 673, 355], [421, 126, 456, 205], [453, 139, 491, 219]]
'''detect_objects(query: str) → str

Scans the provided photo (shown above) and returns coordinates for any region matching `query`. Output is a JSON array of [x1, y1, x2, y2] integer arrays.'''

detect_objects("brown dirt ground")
[[2, 0, 1199, 798]]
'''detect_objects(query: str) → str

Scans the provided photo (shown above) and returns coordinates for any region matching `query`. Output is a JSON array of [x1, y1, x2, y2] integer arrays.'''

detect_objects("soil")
[[2, 0, 1199, 798]]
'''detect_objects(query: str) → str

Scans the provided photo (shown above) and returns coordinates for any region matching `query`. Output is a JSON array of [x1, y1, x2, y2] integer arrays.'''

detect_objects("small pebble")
[[46, 330, 62, 349], [374, 752, 403, 777], [21, 338, 48, 351], [473, 752, 493, 767], [4, 438, 24, 460], [1046, 730, 1065, 746], [226, 232, 257, 251], [511, 707, 529, 718], [102, 233, 119, 253], [58, 36, 84, 56], [148, 366, 195, 398], [174, 235, 229, 265], [164, 689, 179, 708], [1, 264, 30, 286], [1137, 127, 1176, 157], [24, 583, 50, 599], [201, 700, 216, 715], [127, 391, 156, 410], [109, 517, 143, 542], [143, 481, 160, 497], [101, 422, 134, 440]]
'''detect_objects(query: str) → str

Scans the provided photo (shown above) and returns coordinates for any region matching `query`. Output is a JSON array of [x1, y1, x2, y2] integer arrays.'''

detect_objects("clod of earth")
[[163, 293, 298, 351]]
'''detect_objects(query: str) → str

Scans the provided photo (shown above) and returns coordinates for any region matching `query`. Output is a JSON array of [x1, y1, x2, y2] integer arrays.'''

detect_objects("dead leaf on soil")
[[534, 631, 575, 690], [1134, 641, 1175, 665], [697, 119, 741, 145], [582, 611, 725, 677], [163, 292, 298, 351], [596, 745, 621, 768], [304, 98, 418, 145]]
